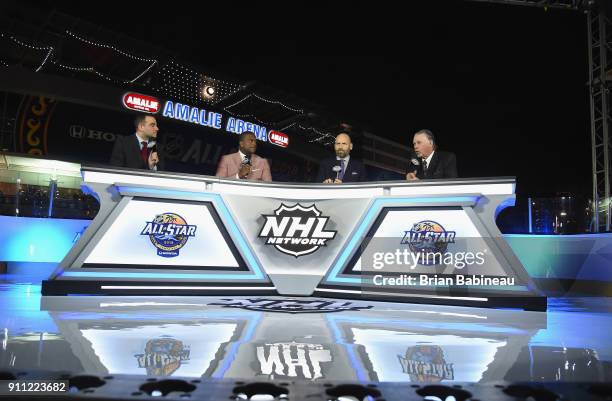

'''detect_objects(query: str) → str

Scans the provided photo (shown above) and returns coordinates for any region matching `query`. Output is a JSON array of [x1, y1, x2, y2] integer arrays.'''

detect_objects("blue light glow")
[[212, 312, 262, 378], [0, 216, 90, 263], [225, 117, 267, 141], [162, 101, 222, 129], [326, 314, 369, 381], [61, 271, 262, 279], [495, 196, 516, 220]]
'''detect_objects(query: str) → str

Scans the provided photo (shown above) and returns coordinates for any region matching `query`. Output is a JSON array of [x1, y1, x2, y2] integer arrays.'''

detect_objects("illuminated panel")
[[326, 196, 480, 284], [211, 183, 385, 199], [390, 183, 514, 196], [350, 209, 484, 273], [82, 170, 206, 191], [84, 200, 238, 268]]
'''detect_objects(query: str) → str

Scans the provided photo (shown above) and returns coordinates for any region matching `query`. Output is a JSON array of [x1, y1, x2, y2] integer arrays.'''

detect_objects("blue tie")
[[339, 159, 345, 180]]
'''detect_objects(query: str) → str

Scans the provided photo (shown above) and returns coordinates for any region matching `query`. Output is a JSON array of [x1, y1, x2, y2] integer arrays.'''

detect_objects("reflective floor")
[[1, 277, 611, 383]]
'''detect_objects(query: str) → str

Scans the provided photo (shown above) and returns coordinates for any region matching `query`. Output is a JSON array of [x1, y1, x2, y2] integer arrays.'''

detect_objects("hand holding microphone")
[[406, 153, 420, 181], [325, 165, 342, 184], [239, 154, 252, 179], [148, 144, 159, 170]]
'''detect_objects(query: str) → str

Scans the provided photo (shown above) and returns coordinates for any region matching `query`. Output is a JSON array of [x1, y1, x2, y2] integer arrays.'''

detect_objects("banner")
[[12, 93, 310, 180]]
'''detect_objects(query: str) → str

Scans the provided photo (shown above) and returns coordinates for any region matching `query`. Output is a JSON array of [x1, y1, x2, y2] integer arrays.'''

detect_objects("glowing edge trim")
[[100, 286, 276, 290], [315, 287, 488, 302]]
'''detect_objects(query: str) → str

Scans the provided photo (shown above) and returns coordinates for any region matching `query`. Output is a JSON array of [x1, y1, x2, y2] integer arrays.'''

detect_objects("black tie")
[[422, 159, 428, 175]]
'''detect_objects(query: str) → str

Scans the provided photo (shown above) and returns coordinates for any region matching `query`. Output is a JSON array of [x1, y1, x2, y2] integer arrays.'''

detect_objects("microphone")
[[242, 154, 251, 166], [149, 143, 159, 167], [332, 165, 342, 181], [406, 150, 420, 174]]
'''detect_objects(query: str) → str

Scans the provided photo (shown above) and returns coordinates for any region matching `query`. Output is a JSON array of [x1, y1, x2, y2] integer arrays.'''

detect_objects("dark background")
[[28, 0, 591, 196]]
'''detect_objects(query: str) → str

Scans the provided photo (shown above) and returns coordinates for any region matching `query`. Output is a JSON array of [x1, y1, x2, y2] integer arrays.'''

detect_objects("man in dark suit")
[[406, 129, 457, 180], [110, 114, 163, 170], [317, 132, 367, 183]]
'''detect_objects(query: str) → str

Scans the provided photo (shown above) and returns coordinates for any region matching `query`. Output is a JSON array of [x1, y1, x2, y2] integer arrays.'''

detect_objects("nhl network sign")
[[258, 203, 337, 257]]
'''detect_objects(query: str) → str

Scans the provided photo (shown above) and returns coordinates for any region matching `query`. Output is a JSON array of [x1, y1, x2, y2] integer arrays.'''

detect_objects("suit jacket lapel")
[[347, 159, 353, 172], [253, 154, 263, 170], [233, 152, 242, 172], [426, 152, 440, 178], [130, 135, 145, 168]]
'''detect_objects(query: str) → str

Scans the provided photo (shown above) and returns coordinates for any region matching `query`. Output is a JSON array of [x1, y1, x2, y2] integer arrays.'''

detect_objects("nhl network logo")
[[258, 203, 337, 257]]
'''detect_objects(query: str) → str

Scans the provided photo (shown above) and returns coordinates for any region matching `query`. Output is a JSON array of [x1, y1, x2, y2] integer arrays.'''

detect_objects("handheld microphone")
[[406, 150, 420, 174], [243, 154, 251, 165], [332, 165, 342, 181], [149, 143, 159, 167]]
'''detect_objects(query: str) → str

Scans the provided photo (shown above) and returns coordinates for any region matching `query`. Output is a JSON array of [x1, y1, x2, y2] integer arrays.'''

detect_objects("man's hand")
[[148, 151, 159, 169], [239, 163, 252, 179], [333, 178, 343, 184], [323, 178, 333, 184], [406, 172, 419, 181]]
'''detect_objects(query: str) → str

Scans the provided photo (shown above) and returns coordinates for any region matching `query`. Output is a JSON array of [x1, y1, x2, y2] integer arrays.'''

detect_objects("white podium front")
[[43, 166, 546, 310]]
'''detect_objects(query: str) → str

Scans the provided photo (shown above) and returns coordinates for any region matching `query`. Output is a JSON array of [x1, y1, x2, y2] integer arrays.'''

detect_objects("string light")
[[0, 33, 54, 72], [129, 60, 157, 83], [279, 122, 298, 131], [52, 62, 93, 71], [37, 47, 53, 72], [65, 30, 156, 62], [224, 109, 296, 126], [52, 61, 133, 85], [285, 124, 335, 145], [156, 60, 243, 105], [225, 93, 304, 114], [298, 124, 333, 138], [236, 114, 272, 127], [64, 30, 157, 83], [275, 122, 334, 144]]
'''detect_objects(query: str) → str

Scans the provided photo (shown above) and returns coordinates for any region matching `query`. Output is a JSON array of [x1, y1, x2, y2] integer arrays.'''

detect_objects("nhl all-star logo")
[[258, 203, 337, 257]]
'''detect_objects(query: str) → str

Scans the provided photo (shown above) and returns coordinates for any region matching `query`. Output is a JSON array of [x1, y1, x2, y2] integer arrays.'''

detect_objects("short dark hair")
[[239, 131, 256, 142], [414, 129, 436, 149], [134, 114, 151, 130]]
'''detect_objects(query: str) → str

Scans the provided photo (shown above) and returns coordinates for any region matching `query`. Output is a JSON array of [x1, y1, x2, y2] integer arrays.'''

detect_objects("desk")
[[43, 166, 545, 310]]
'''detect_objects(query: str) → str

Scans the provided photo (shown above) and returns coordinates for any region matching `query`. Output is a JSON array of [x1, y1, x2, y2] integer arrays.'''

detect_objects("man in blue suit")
[[316, 132, 367, 183]]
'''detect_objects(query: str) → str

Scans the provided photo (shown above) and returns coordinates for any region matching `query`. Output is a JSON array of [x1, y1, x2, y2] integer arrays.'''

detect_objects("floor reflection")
[[0, 281, 610, 383]]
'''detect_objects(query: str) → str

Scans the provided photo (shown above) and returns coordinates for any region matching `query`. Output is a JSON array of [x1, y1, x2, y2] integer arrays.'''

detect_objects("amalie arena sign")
[[122, 92, 289, 148]]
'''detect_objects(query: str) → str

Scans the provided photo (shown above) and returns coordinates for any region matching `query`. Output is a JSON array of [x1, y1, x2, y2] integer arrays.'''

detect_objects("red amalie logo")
[[122, 93, 160, 113], [269, 131, 289, 148]]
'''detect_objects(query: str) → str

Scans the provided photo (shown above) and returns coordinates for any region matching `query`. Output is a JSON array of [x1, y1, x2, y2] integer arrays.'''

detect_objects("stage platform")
[[0, 277, 610, 399]]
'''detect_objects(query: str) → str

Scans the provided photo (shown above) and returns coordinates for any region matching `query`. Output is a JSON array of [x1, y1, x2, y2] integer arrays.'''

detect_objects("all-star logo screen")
[[258, 203, 337, 257], [400, 220, 456, 265], [140, 212, 197, 257]]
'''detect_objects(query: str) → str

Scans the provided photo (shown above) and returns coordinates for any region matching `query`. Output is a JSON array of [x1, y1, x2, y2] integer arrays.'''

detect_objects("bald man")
[[316, 132, 367, 183]]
